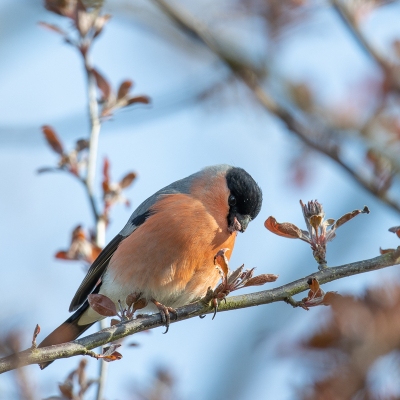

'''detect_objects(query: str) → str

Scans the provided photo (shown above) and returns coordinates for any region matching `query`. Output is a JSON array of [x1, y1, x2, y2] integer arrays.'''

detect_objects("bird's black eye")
[[228, 195, 236, 206]]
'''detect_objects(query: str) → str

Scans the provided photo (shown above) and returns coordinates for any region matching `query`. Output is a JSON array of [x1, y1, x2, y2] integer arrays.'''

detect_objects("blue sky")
[[1, 1, 400, 399]]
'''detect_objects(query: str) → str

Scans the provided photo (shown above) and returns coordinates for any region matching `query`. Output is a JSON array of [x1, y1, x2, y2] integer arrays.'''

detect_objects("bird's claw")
[[201, 286, 229, 320], [211, 293, 228, 320], [151, 299, 177, 334]]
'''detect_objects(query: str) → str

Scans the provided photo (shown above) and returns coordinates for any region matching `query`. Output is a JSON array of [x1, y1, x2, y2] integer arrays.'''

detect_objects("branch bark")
[[2, 248, 400, 374]]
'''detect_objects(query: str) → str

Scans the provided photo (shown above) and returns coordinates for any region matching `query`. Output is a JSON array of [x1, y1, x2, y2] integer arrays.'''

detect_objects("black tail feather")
[[38, 300, 95, 369]]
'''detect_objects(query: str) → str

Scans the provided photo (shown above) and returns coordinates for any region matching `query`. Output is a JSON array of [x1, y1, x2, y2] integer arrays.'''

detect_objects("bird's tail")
[[38, 300, 96, 370]]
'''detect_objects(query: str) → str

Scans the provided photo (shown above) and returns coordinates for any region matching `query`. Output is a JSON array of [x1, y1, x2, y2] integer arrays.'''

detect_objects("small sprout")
[[298, 278, 340, 311], [380, 247, 396, 254], [209, 249, 278, 319], [100, 344, 123, 362], [90, 292, 147, 322], [389, 226, 400, 237], [265, 200, 370, 268], [379, 226, 400, 254], [31, 324, 40, 349], [55, 225, 102, 264], [102, 157, 137, 215], [39, 126, 89, 178], [92, 68, 111, 102]]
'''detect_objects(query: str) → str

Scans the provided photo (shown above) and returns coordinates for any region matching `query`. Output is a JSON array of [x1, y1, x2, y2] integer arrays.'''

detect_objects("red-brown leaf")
[[126, 96, 150, 105], [44, 0, 68, 16], [308, 277, 320, 295], [322, 291, 340, 306], [110, 319, 120, 327], [126, 293, 140, 308], [88, 294, 117, 317], [119, 172, 137, 189], [103, 157, 110, 184], [132, 298, 148, 312], [91, 68, 111, 101], [55, 251, 69, 260], [102, 351, 122, 362], [76, 139, 89, 152], [380, 247, 396, 254], [334, 206, 370, 229], [389, 226, 400, 238], [264, 217, 303, 239], [101, 344, 122, 362], [38, 22, 67, 36], [42, 125, 64, 154], [58, 382, 74, 399], [243, 274, 279, 287], [117, 80, 133, 100], [214, 248, 230, 277]]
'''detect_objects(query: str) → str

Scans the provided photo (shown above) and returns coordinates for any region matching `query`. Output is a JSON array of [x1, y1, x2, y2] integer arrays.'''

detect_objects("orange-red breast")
[[38, 165, 262, 368]]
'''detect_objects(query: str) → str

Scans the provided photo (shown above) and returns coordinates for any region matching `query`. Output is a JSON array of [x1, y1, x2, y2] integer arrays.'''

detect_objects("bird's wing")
[[68, 171, 202, 312], [69, 233, 123, 311]]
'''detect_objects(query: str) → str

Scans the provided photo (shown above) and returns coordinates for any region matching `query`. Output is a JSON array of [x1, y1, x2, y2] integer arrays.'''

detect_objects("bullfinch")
[[38, 164, 262, 367]]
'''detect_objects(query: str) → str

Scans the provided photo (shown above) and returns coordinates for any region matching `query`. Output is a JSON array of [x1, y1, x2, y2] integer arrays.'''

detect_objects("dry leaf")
[[88, 294, 117, 317], [334, 206, 370, 230], [42, 125, 64, 154], [214, 248, 230, 277], [380, 247, 395, 254], [117, 80, 133, 100], [126, 96, 150, 105], [91, 68, 111, 101], [120, 172, 136, 189], [265, 217, 304, 239], [243, 274, 279, 287], [38, 21, 67, 36]]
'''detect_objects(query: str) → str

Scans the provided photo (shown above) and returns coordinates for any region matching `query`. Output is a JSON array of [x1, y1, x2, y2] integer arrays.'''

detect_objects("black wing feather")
[[69, 234, 123, 312]]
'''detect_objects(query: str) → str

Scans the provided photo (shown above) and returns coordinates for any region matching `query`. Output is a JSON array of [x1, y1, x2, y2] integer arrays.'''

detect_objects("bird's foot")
[[151, 299, 177, 334], [211, 291, 228, 320], [202, 286, 229, 320]]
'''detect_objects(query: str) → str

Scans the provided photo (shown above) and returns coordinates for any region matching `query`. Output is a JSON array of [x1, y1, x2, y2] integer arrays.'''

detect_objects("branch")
[[2, 248, 400, 374], [83, 55, 108, 400], [83, 55, 102, 224], [151, 0, 400, 215]]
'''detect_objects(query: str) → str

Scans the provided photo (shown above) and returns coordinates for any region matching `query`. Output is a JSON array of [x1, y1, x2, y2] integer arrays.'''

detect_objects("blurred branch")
[[332, 0, 400, 93], [84, 57, 102, 224], [151, 0, 400, 214], [2, 247, 400, 373], [83, 42, 108, 400]]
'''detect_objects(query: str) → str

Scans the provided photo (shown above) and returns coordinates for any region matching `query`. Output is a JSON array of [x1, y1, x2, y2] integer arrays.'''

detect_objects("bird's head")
[[225, 167, 262, 233]]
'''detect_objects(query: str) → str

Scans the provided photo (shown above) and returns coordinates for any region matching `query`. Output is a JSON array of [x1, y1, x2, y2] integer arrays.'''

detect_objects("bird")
[[38, 164, 262, 368]]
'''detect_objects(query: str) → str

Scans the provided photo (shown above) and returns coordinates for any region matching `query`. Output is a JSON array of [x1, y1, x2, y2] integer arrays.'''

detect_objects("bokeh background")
[[1, 0, 400, 399]]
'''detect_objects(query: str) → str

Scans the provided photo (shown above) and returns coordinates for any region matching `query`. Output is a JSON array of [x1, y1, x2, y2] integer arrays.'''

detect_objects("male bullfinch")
[[38, 164, 262, 368]]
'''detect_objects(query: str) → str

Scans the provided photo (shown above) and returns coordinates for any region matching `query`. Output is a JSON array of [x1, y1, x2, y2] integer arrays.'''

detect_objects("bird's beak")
[[237, 215, 251, 232], [228, 215, 251, 233]]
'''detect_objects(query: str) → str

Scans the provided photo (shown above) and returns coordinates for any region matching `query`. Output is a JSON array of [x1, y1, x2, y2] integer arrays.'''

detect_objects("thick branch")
[[151, 0, 400, 215], [2, 248, 400, 374]]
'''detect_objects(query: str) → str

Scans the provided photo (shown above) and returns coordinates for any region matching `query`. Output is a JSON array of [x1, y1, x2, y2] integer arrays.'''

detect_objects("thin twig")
[[85, 58, 102, 210], [83, 54, 108, 400], [150, 0, 400, 215], [2, 248, 400, 374], [331, 0, 400, 93]]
